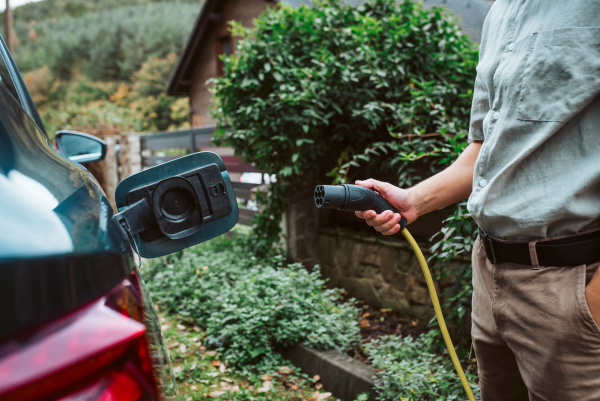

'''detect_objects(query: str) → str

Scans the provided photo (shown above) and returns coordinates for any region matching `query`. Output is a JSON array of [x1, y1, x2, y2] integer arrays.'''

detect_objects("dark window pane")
[[220, 37, 232, 56], [0, 55, 20, 102]]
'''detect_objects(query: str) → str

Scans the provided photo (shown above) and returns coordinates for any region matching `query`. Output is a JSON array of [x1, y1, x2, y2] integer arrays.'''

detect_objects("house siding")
[[188, 0, 271, 126]]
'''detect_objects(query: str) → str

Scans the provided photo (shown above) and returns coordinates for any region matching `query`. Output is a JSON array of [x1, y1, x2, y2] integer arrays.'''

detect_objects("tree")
[[4, 0, 14, 52]]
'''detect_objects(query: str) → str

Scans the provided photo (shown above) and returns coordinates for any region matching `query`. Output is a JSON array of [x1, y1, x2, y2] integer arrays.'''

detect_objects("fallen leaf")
[[312, 375, 320, 381], [220, 381, 231, 389], [167, 342, 179, 349], [177, 323, 187, 331], [277, 366, 293, 375], [193, 326, 202, 332], [291, 383, 299, 391], [208, 391, 226, 398], [212, 360, 221, 367], [363, 312, 371, 318], [206, 351, 218, 357], [199, 344, 206, 350], [315, 383, 323, 390], [222, 378, 233, 383], [202, 265, 209, 270], [339, 289, 348, 295], [257, 381, 273, 393], [359, 319, 370, 329], [161, 324, 170, 331], [219, 363, 226, 373], [380, 308, 392, 313], [179, 344, 187, 353], [317, 392, 332, 400], [230, 385, 240, 392], [172, 366, 182, 373], [210, 384, 218, 388], [261, 374, 274, 381], [191, 385, 197, 390]]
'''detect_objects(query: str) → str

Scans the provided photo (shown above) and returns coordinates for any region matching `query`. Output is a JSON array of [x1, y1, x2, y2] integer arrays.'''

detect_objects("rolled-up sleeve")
[[468, 74, 489, 142]]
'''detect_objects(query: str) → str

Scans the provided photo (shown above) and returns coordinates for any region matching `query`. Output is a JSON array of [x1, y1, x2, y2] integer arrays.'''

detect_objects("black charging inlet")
[[152, 176, 202, 240], [115, 163, 233, 245]]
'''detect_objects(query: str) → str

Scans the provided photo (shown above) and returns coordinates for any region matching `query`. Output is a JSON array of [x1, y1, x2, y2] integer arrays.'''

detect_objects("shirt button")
[[507, 42, 515, 51], [492, 111, 500, 120], [479, 178, 487, 187]]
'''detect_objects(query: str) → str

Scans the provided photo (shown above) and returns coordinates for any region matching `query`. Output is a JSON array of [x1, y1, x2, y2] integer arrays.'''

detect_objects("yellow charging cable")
[[401, 228, 476, 401]]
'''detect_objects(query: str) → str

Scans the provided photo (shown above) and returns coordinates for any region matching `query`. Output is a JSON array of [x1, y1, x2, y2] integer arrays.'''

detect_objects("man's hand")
[[354, 141, 483, 236], [354, 179, 419, 236]]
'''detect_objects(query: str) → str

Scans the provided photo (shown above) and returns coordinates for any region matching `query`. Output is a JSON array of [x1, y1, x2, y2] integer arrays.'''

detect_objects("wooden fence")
[[93, 126, 261, 226]]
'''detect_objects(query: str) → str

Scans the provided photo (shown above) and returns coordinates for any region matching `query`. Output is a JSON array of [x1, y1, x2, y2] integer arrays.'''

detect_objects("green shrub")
[[142, 233, 360, 369], [212, 0, 478, 253], [366, 332, 480, 401]]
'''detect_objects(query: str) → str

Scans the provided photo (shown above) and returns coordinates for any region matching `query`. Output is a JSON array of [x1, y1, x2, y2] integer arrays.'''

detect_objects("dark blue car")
[[0, 34, 238, 401]]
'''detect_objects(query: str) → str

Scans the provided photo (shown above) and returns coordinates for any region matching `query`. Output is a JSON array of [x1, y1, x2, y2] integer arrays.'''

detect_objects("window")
[[216, 36, 233, 76], [0, 51, 20, 103]]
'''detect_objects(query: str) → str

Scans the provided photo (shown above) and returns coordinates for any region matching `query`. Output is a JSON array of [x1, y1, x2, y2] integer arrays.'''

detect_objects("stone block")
[[354, 264, 375, 279], [360, 244, 381, 266], [373, 274, 384, 289], [388, 271, 411, 292], [335, 237, 354, 273], [409, 285, 431, 305], [294, 216, 306, 238], [320, 350, 377, 401], [412, 305, 435, 320], [380, 286, 411, 315], [340, 278, 381, 307], [315, 235, 334, 266], [295, 237, 311, 262], [379, 247, 399, 281]]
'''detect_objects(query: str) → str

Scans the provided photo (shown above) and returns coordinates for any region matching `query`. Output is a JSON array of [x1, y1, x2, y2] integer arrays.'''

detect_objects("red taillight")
[[0, 298, 159, 401], [59, 363, 147, 401]]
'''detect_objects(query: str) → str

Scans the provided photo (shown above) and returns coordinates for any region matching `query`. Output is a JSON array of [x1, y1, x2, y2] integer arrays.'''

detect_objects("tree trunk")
[[4, 0, 14, 53]]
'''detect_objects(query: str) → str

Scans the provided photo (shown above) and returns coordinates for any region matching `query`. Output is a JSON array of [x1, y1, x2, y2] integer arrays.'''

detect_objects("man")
[[355, 2, 600, 400]]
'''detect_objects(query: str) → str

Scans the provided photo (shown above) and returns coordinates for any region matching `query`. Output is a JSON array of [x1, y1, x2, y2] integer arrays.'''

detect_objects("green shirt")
[[467, 0, 600, 240]]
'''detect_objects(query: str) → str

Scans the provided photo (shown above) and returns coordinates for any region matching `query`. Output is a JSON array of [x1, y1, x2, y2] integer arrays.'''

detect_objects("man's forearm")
[[408, 140, 483, 217]]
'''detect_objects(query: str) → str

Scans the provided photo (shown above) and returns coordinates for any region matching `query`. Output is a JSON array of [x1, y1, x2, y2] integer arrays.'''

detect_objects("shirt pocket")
[[517, 27, 600, 122]]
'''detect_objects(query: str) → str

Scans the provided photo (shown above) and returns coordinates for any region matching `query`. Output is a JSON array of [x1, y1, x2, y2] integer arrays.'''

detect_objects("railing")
[[140, 126, 261, 226]]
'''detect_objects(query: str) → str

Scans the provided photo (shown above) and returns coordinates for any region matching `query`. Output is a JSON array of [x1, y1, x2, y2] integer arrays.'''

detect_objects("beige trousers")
[[471, 237, 600, 401]]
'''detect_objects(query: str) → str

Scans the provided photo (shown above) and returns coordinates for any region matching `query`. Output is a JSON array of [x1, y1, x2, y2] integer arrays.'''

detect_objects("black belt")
[[480, 228, 600, 267]]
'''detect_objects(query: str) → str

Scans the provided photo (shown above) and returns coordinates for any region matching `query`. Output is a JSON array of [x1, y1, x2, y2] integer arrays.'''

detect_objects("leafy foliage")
[[211, 0, 478, 259], [366, 332, 480, 401], [142, 232, 360, 370], [13, 3, 199, 81], [2, 0, 202, 26], [27, 52, 189, 135]]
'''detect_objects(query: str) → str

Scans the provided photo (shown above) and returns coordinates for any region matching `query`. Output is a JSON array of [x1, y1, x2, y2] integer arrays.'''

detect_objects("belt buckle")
[[480, 230, 498, 264]]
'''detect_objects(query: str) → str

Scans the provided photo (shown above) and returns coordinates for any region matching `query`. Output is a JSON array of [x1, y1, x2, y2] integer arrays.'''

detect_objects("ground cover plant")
[[158, 310, 344, 401], [366, 332, 479, 401], [211, 0, 480, 337], [143, 231, 479, 400], [142, 231, 361, 371]]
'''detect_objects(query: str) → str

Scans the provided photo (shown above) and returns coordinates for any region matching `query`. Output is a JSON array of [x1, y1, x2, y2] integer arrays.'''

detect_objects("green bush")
[[366, 332, 480, 401], [141, 233, 360, 369], [212, 0, 477, 252]]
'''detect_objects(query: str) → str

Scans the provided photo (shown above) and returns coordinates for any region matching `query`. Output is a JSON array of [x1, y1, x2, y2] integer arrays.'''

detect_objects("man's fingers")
[[365, 211, 394, 227], [355, 179, 391, 196], [382, 224, 401, 236], [355, 210, 376, 220], [374, 213, 402, 232]]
